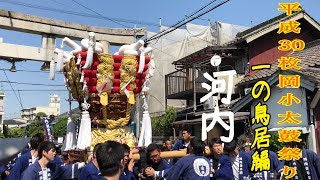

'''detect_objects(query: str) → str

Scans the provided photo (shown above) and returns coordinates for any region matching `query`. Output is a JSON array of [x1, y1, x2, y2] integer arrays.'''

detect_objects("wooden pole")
[[132, 147, 211, 161], [132, 150, 187, 161]]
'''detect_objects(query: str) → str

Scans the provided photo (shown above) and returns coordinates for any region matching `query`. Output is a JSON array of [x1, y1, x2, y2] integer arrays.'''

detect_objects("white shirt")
[[29, 156, 37, 166], [42, 168, 48, 180], [31, 156, 37, 164], [230, 154, 240, 180], [184, 142, 190, 147]]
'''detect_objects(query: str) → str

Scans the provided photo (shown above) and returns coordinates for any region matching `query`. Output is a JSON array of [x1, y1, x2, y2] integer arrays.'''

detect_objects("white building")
[[0, 91, 5, 133], [21, 94, 60, 121]]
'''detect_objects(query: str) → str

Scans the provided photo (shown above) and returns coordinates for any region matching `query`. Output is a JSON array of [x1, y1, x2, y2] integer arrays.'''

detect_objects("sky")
[[0, 0, 319, 119]]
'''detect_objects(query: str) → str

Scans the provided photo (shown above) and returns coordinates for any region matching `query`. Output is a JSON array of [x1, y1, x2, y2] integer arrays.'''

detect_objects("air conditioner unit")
[[244, 88, 252, 95], [203, 96, 217, 110]]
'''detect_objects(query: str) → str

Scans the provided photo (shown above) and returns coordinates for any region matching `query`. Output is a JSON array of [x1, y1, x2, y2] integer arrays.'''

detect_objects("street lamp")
[[9, 61, 16, 72], [40, 62, 50, 71]]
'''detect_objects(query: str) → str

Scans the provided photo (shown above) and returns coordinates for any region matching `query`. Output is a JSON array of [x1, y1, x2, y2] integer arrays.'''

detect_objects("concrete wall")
[[147, 55, 186, 117]]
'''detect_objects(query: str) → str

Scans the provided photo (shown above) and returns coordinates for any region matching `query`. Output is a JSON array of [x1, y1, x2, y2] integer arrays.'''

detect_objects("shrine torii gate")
[[0, 9, 146, 62]]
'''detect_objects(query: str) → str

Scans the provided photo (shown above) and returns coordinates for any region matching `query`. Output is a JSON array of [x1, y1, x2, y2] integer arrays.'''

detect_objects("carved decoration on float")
[[51, 32, 154, 150]]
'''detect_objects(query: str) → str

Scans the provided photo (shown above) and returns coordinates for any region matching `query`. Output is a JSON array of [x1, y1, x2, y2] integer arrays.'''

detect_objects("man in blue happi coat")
[[78, 143, 104, 180], [150, 137, 211, 180], [120, 144, 136, 180], [215, 153, 234, 180], [162, 139, 174, 166], [96, 141, 126, 180], [281, 142, 320, 180], [216, 140, 251, 180], [249, 149, 284, 180], [207, 138, 223, 180], [7, 134, 44, 180], [21, 141, 82, 180], [173, 127, 192, 150], [142, 143, 172, 179]]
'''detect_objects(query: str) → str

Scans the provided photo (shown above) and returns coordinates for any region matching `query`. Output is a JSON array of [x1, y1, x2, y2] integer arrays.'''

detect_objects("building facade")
[[21, 94, 60, 121], [166, 11, 320, 148]]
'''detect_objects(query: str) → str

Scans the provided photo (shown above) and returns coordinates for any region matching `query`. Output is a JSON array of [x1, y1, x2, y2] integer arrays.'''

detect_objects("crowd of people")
[[1, 127, 320, 180]]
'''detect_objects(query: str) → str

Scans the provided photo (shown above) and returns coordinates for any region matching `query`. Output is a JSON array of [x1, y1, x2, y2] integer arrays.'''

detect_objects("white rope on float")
[[76, 53, 82, 65], [76, 98, 92, 150], [63, 37, 82, 55], [137, 43, 154, 147], [81, 32, 105, 69], [138, 94, 152, 147], [51, 48, 73, 80], [64, 114, 76, 151], [55, 48, 64, 72], [49, 60, 55, 80]]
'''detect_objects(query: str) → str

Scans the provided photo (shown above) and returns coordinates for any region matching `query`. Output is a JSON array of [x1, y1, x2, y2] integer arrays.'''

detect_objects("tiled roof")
[[297, 69, 320, 85], [224, 10, 320, 47], [236, 12, 296, 39], [223, 12, 301, 46], [172, 45, 242, 66], [237, 39, 320, 86]]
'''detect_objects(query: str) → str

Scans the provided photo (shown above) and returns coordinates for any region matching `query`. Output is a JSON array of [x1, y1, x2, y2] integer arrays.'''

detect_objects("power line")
[[0, 0, 159, 27], [69, 0, 131, 29], [185, 0, 219, 20], [5, 92, 65, 96], [146, 0, 227, 42], [0, 68, 64, 74], [2, 70, 24, 109], [150, 31, 213, 49], [50, 0, 66, 6], [146, 0, 230, 43], [185, 15, 211, 22], [0, 81, 65, 87], [3, 89, 67, 92], [159, 0, 217, 34]]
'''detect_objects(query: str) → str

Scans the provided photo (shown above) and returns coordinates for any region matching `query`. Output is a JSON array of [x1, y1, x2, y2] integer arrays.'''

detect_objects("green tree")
[[36, 112, 47, 118], [152, 107, 176, 136], [0, 131, 5, 138], [237, 132, 285, 152], [53, 117, 68, 137], [28, 119, 44, 137], [27, 112, 47, 137], [7, 128, 25, 137], [3, 125, 8, 138], [269, 133, 285, 152]]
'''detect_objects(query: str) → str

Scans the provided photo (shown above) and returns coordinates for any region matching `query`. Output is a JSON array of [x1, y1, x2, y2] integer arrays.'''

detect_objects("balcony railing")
[[165, 65, 243, 99], [165, 66, 211, 99]]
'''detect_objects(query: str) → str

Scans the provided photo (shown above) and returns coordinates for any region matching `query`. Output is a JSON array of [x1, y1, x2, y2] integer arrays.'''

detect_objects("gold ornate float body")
[[64, 47, 151, 150]]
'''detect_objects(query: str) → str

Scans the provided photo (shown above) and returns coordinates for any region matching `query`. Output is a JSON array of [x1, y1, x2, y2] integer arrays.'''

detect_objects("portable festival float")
[[49, 32, 154, 160]]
